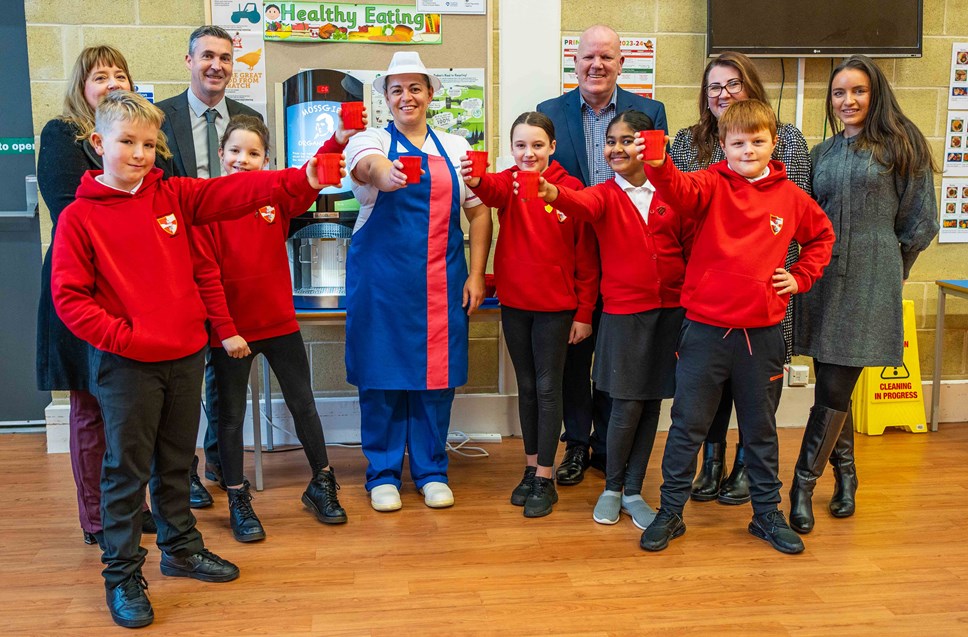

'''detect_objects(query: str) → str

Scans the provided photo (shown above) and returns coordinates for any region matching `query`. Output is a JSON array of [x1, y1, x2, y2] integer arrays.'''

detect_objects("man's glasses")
[[705, 79, 744, 98]]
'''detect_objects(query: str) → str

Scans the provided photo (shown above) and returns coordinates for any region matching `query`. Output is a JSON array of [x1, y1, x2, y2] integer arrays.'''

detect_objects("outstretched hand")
[[633, 134, 669, 167], [459, 154, 482, 188]]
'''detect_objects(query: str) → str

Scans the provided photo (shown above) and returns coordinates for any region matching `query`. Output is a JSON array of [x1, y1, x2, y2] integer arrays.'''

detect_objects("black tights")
[[501, 306, 572, 467], [812, 360, 863, 412], [605, 398, 662, 495]]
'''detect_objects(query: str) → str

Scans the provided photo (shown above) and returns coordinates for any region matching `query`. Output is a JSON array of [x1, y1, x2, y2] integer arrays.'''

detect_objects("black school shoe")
[[510, 466, 537, 506], [555, 446, 588, 486], [640, 509, 686, 551], [748, 510, 805, 554], [189, 456, 214, 509], [228, 482, 266, 542], [523, 477, 558, 518], [302, 467, 348, 524], [160, 548, 240, 582], [106, 572, 153, 628]]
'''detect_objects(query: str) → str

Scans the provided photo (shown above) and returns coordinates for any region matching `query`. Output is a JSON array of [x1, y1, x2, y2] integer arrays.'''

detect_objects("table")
[[248, 304, 503, 490], [931, 280, 968, 431]]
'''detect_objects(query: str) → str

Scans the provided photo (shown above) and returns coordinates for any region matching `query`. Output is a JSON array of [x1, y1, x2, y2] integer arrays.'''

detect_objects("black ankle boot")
[[829, 416, 857, 518], [789, 405, 849, 534], [718, 444, 750, 505], [227, 481, 266, 542], [691, 442, 726, 502], [303, 467, 348, 524]]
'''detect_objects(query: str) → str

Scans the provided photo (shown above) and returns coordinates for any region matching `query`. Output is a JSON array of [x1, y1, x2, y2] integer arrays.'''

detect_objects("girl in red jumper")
[[459, 112, 599, 518], [191, 114, 362, 542], [531, 111, 693, 530]]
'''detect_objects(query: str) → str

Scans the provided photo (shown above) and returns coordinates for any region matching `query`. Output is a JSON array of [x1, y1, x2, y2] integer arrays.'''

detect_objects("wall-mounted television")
[[707, 0, 923, 58]]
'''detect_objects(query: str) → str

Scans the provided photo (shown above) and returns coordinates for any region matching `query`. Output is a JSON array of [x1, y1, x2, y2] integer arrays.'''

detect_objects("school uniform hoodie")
[[553, 179, 693, 315], [645, 158, 834, 329], [52, 166, 319, 363], [470, 161, 599, 323], [192, 136, 343, 346]]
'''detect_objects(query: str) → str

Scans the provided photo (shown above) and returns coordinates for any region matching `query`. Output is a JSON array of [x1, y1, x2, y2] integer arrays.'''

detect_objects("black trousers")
[[211, 330, 329, 486], [202, 352, 220, 467], [659, 320, 785, 516], [560, 307, 612, 456], [605, 398, 662, 494], [92, 347, 206, 588], [501, 306, 572, 467]]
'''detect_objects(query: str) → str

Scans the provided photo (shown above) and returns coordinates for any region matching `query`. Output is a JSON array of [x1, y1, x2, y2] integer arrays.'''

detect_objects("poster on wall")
[[416, 0, 485, 14], [342, 68, 486, 149], [561, 35, 657, 99], [226, 31, 268, 118], [939, 178, 968, 243], [948, 42, 968, 110], [264, 2, 442, 44], [944, 113, 968, 176], [212, 0, 262, 32]]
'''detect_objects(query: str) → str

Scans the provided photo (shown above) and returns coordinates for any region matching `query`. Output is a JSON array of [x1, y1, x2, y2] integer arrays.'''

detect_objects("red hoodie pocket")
[[688, 269, 781, 327], [497, 257, 574, 311], [121, 291, 208, 361]]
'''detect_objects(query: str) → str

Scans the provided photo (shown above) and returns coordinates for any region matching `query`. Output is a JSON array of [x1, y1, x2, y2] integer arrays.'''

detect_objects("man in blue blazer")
[[157, 25, 263, 509], [537, 24, 668, 486]]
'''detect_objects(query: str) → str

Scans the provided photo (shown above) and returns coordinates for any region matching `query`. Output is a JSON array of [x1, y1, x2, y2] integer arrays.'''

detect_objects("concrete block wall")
[[23, 1, 968, 403], [562, 0, 968, 381]]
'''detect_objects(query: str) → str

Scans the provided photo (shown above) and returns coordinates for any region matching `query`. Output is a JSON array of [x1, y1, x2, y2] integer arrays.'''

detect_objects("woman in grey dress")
[[791, 55, 939, 534], [669, 51, 812, 506]]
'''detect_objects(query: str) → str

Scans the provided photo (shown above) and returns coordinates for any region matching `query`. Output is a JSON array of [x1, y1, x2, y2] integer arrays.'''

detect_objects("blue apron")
[[345, 123, 469, 390]]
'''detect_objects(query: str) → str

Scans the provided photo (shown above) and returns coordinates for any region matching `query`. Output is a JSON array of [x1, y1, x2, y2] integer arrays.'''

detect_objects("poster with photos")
[[949, 42, 968, 110], [944, 113, 968, 175], [939, 178, 968, 243]]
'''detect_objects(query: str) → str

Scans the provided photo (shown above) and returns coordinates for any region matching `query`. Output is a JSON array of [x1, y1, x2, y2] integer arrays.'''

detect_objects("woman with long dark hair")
[[791, 55, 939, 534]]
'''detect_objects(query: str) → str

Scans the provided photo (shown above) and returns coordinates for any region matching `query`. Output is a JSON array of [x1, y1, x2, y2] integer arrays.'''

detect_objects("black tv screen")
[[707, 0, 923, 57]]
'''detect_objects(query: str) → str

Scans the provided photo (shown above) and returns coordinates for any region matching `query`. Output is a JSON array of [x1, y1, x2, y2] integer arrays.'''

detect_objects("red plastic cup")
[[467, 150, 488, 178], [315, 152, 342, 186], [340, 101, 365, 130], [516, 171, 539, 199], [399, 155, 423, 184], [638, 129, 666, 161]]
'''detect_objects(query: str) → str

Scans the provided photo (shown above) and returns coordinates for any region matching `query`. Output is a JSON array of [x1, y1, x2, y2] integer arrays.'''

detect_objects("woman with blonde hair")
[[36, 45, 171, 548]]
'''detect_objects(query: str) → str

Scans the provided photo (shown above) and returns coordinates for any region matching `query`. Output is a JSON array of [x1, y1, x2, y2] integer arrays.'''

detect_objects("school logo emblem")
[[156, 214, 178, 236], [545, 204, 567, 223], [258, 205, 276, 224], [770, 214, 784, 235]]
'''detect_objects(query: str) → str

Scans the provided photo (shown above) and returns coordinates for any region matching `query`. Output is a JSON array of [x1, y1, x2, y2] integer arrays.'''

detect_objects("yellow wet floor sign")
[[850, 300, 927, 435]]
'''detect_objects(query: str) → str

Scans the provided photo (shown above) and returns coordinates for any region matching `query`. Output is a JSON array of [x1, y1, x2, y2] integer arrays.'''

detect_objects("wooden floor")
[[2, 426, 968, 636]]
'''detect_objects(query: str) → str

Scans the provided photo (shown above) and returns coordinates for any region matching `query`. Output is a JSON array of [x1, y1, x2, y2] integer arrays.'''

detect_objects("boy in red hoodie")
[[636, 100, 834, 555], [51, 91, 325, 628]]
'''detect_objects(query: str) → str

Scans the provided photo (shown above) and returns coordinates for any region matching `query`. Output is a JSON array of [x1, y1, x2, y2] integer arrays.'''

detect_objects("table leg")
[[931, 289, 946, 432]]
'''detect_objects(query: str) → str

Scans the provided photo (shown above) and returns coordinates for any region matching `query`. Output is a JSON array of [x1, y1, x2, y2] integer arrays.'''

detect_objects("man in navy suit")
[[157, 25, 262, 508], [537, 24, 668, 486]]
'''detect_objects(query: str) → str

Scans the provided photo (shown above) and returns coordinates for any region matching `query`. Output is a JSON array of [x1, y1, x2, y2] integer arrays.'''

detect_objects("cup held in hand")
[[399, 155, 423, 184], [315, 153, 343, 186], [637, 129, 665, 161], [517, 170, 539, 199], [340, 102, 365, 130], [467, 150, 488, 178]]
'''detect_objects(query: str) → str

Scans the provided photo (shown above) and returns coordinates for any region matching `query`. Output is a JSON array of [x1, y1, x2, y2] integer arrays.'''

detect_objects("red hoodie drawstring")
[[722, 328, 753, 356]]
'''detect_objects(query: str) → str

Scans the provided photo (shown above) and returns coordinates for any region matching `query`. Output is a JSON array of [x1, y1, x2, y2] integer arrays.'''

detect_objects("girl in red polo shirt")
[[460, 112, 599, 518], [533, 110, 694, 530], [191, 115, 360, 542]]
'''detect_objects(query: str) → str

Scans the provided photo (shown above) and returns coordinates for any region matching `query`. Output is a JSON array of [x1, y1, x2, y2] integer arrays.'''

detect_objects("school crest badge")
[[258, 205, 276, 224], [545, 204, 567, 223], [770, 214, 783, 235], [156, 214, 178, 236]]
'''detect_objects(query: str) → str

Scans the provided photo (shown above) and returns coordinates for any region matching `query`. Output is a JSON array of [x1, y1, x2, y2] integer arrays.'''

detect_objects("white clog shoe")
[[370, 484, 402, 512], [419, 481, 454, 508]]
